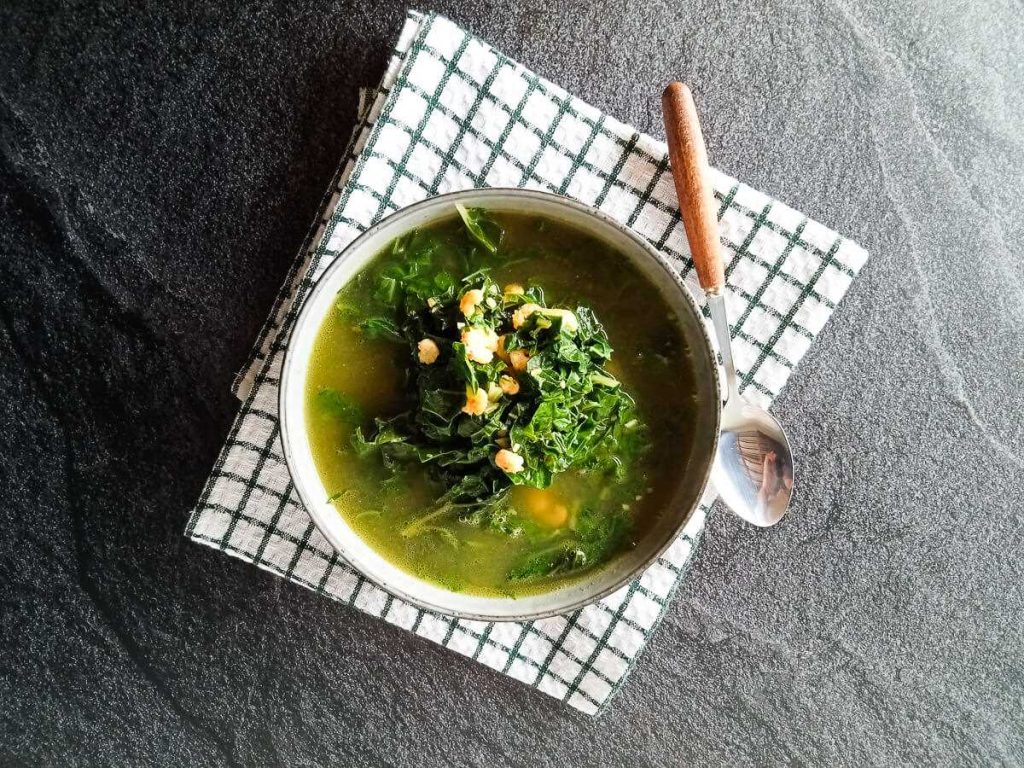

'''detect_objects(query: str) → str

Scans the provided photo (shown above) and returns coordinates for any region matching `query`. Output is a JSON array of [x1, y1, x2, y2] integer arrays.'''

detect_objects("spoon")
[[662, 82, 795, 527]]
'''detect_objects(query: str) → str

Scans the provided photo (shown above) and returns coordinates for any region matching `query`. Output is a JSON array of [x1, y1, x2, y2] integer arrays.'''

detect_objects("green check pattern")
[[188, 11, 868, 716]]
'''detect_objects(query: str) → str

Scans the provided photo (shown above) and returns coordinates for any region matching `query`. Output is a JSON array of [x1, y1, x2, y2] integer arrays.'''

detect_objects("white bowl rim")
[[278, 188, 721, 621]]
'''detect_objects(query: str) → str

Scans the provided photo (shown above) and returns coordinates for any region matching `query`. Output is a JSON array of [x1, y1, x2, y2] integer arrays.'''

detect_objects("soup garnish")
[[305, 206, 696, 595]]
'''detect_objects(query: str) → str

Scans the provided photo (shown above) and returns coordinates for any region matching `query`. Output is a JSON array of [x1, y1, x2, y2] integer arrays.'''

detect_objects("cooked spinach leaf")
[[316, 388, 365, 424], [348, 206, 647, 580], [358, 316, 403, 342], [508, 505, 631, 581], [456, 203, 502, 253]]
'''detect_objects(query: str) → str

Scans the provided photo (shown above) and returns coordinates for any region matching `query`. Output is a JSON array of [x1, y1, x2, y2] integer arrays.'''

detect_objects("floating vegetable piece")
[[316, 388, 364, 424], [455, 203, 503, 253]]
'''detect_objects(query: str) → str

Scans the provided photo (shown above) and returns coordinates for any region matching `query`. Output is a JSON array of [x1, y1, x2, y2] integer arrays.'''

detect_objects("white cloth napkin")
[[187, 10, 868, 715]]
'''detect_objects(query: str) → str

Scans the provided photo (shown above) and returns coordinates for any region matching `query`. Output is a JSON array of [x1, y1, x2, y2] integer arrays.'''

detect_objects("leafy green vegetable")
[[335, 297, 360, 322], [460, 502, 529, 538], [358, 316, 403, 342], [316, 388, 365, 424], [347, 205, 647, 581], [508, 506, 631, 581], [355, 279, 639, 490], [423, 526, 460, 549], [456, 203, 502, 253]]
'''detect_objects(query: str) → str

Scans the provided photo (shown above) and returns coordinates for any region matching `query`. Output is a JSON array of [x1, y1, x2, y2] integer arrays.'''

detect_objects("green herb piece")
[[335, 297, 360, 322], [508, 506, 631, 581], [422, 526, 460, 549], [460, 502, 527, 537], [400, 504, 458, 538], [316, 388, 365, 424], [358, 316, 403, 342], [456, 203, 503, 253]]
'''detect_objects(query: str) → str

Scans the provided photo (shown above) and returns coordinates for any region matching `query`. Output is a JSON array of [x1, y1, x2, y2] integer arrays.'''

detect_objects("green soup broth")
[[304, 210, 699, 597]]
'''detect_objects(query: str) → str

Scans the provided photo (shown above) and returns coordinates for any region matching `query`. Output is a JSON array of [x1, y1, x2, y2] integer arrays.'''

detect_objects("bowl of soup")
[[279, 189, 720, 621]]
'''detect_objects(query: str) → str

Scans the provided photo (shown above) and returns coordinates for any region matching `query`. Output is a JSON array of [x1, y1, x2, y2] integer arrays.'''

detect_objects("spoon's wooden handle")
[[661, 82, 724, 295]]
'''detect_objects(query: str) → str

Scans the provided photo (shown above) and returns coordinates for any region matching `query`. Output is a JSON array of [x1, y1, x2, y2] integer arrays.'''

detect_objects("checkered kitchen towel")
[[187, 11, 868, 715]]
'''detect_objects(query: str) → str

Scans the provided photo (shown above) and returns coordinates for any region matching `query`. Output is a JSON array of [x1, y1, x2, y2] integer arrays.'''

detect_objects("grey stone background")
[[1, 1, 1021, 765]]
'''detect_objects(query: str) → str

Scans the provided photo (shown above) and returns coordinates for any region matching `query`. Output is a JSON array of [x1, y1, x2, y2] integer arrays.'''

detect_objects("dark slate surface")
[[2, 1, 1022, 765]]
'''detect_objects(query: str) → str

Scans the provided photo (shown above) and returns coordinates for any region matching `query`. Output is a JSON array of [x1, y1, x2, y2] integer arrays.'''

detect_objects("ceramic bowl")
[[279, 189, 720, 621]]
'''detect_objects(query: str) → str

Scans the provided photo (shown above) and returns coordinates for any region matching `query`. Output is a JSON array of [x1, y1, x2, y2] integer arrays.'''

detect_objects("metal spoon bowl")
[[662, 82, 796, 527], [707, 298, 794, 527]]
